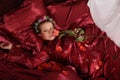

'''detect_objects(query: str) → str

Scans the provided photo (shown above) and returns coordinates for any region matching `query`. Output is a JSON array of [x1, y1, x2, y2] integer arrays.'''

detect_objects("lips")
[[49, 35, 54, 37], [49, 33, 55, 37]]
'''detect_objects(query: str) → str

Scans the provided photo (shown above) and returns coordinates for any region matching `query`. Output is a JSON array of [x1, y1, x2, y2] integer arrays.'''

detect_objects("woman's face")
[[38, 22, 56, 40]]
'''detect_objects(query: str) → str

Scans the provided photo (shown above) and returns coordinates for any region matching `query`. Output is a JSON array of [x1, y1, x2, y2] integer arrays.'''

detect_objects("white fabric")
[[87, 0, 120, 47]]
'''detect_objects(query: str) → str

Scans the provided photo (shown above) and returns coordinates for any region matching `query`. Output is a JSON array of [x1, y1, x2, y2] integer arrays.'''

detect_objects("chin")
[[49, 37, 55, 41], [44, 37, 55, 41]]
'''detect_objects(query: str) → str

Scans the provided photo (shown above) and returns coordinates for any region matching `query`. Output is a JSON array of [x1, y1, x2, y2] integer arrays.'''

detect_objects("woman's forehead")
[[40, 22, 54, 29]]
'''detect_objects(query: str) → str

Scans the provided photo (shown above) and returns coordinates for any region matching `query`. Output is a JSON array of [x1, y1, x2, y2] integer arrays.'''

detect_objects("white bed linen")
[[88, 0, 120, 47]]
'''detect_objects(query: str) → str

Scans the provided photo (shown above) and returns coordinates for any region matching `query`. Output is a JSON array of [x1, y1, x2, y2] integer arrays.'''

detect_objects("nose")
[[49, 29, 54, 34]]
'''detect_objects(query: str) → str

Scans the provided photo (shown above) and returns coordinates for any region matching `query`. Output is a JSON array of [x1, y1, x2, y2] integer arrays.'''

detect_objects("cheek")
[[42, 32, 49, 38]]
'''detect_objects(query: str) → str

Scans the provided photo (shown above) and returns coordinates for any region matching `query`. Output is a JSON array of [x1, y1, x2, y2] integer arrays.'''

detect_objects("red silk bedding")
[[0, 0, 120, 80]]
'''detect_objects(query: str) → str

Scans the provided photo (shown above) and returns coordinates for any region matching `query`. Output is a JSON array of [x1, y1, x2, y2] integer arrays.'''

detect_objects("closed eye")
[[44, 30, 48, 32]]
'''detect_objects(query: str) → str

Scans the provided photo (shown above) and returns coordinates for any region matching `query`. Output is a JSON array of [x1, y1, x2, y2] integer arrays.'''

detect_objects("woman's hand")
[[0, 42, 13, 50]]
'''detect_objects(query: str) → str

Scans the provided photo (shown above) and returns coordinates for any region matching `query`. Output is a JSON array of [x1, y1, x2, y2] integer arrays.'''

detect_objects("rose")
[[53, 29, 60, 37], [55, 45, 62, 52]]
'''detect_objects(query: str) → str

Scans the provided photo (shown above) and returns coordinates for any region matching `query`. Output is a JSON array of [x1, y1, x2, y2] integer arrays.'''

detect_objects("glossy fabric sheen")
[[0, 0, 120, 80]]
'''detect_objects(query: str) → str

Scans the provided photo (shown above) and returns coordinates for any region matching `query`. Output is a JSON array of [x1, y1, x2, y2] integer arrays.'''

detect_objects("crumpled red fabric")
[[3, 0, 48, 56], [4, 0, 47, 30], [0, 29, 49, 69], [45, 0, 120, 80], [0, 0, 120, 80], [47, 0, 89, 30]]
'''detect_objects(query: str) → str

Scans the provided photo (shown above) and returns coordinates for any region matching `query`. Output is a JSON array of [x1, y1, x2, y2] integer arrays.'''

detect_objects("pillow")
[[4, 0, 47, 32], [47, 0, 89, 30]]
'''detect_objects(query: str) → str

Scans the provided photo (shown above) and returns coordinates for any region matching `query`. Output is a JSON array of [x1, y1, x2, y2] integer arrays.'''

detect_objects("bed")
[[0, 0, 120, 80]]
